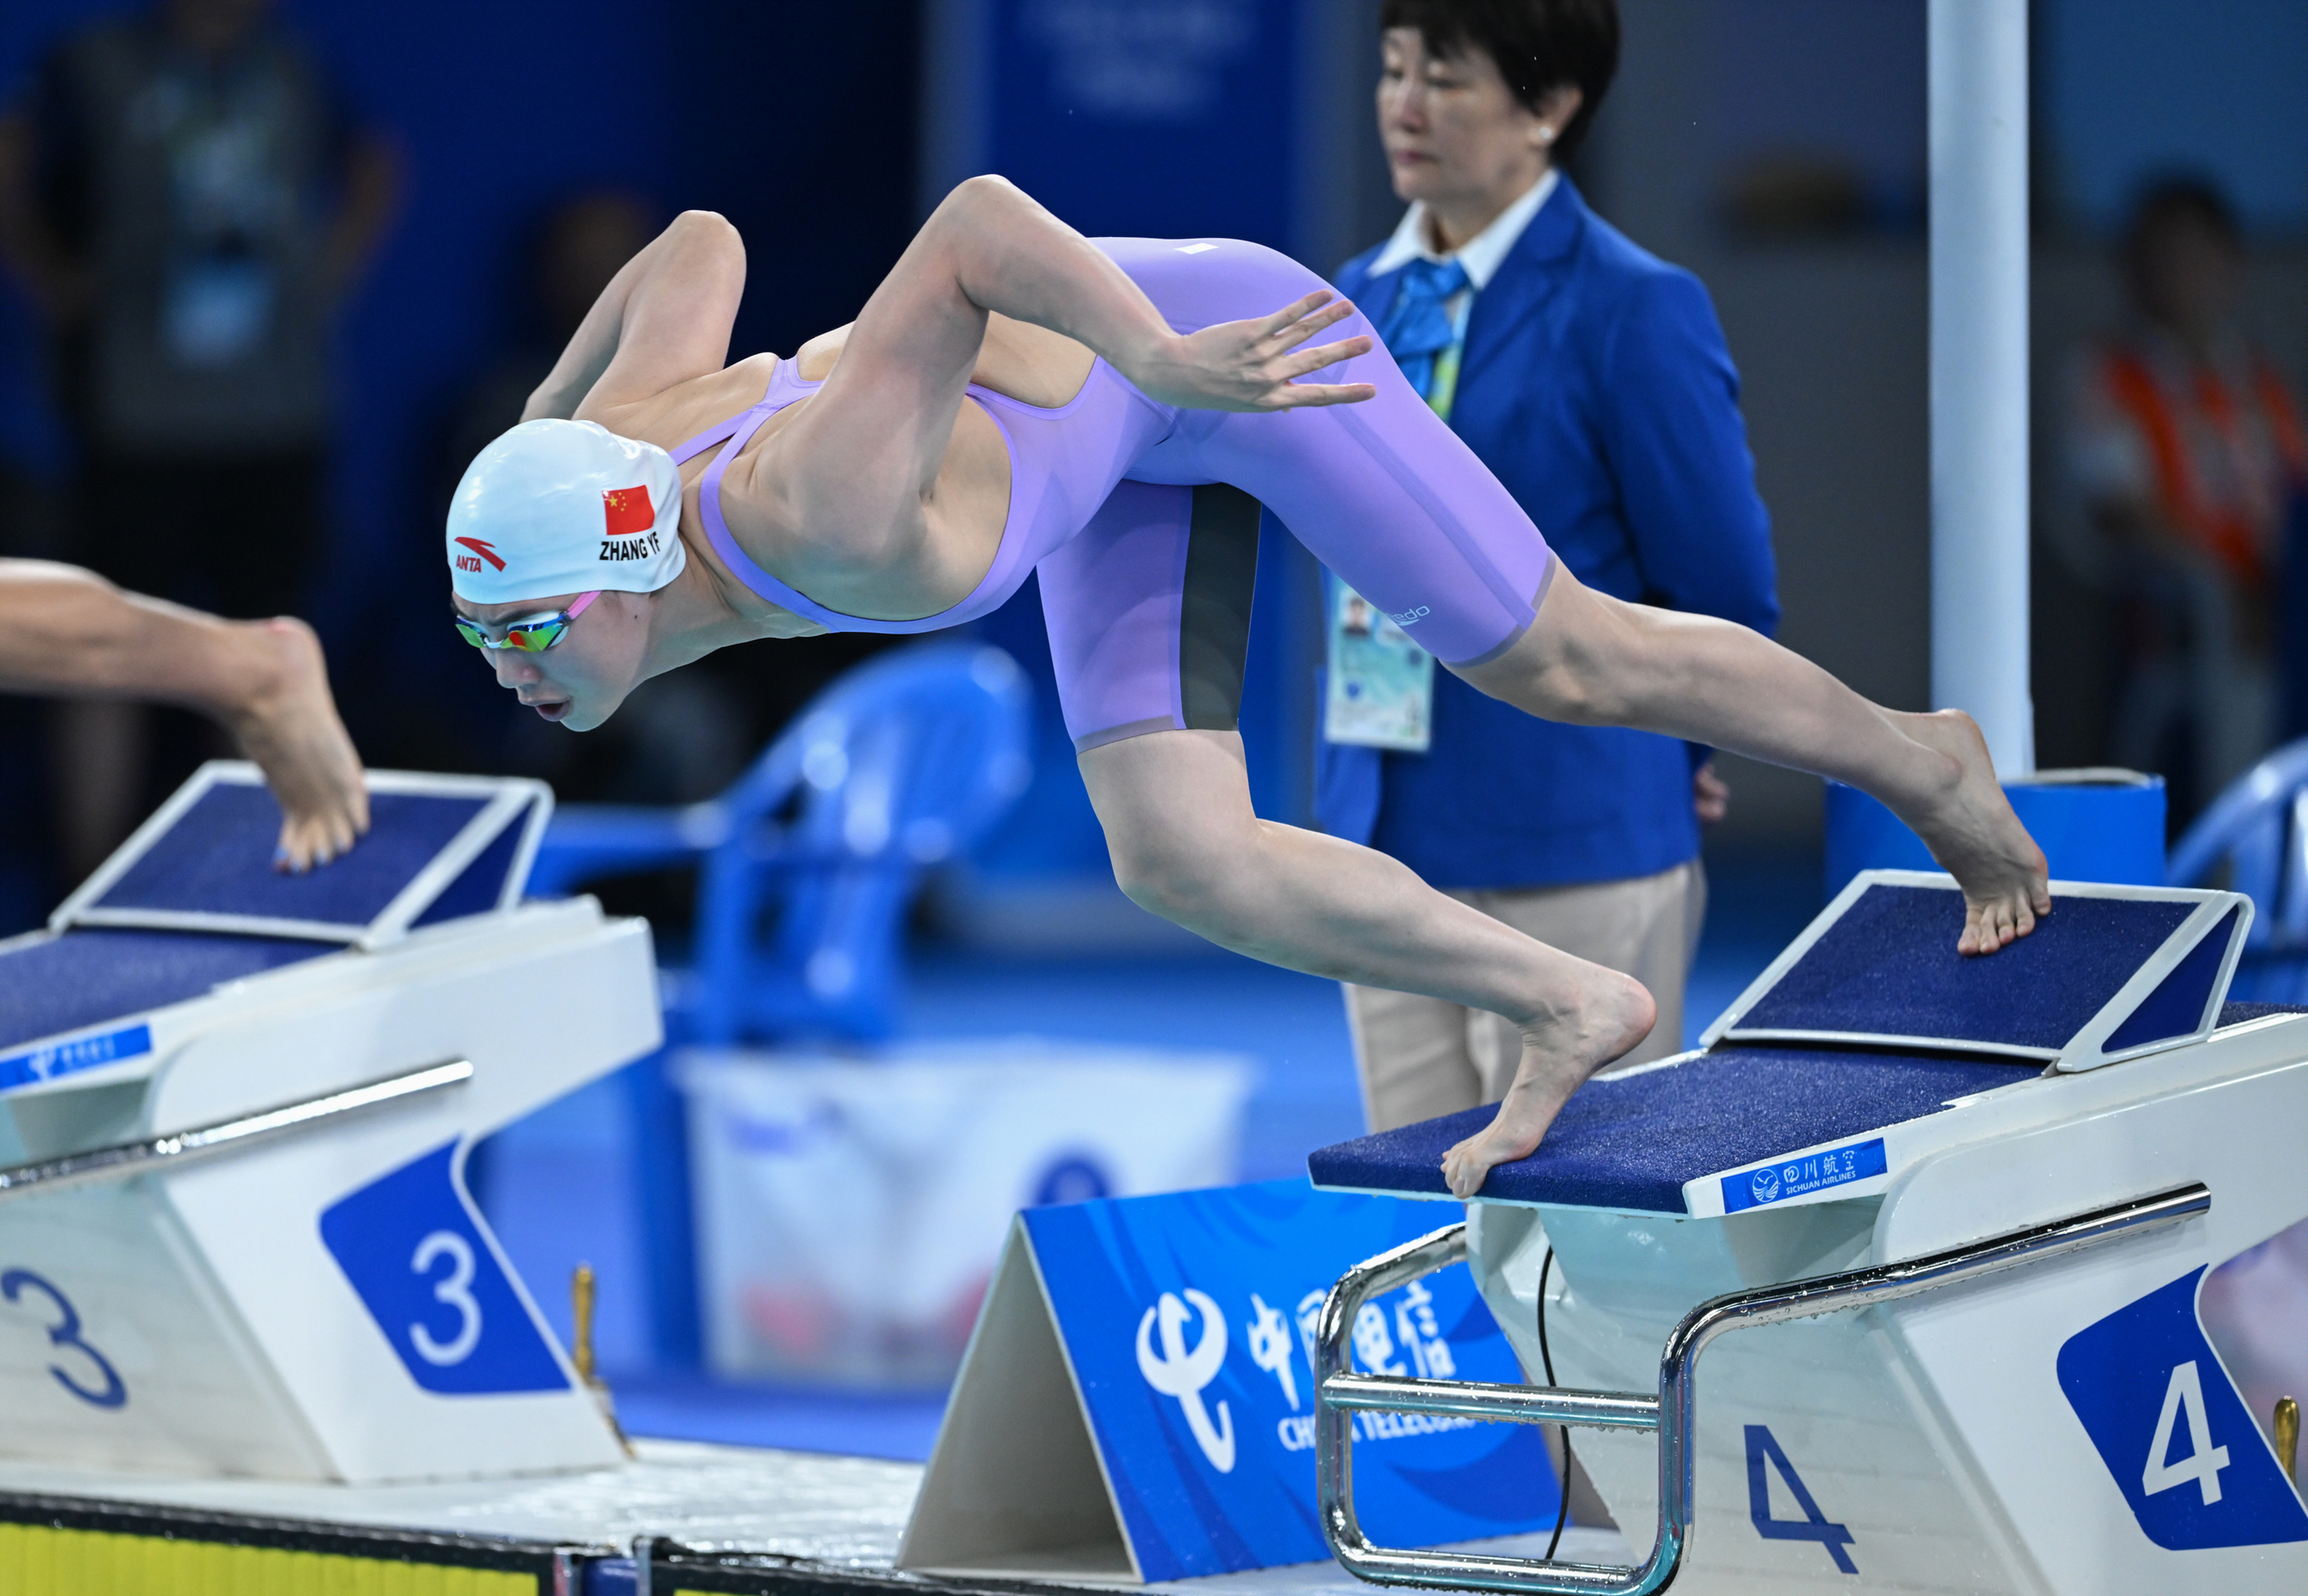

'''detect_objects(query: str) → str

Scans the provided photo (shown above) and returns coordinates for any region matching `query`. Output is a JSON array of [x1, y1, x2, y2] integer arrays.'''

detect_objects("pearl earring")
[[1539, 127, 1555, 143]]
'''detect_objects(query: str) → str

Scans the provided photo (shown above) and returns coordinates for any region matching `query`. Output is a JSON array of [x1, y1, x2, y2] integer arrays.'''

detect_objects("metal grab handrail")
[[0, 1060, 473, 1202], [1316, 1182, 2212, 1595], [1324, 1372, 1659, 1431]]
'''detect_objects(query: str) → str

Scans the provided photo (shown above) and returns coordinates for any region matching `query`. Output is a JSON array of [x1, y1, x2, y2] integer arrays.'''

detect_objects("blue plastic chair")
[[520, 641, 1031, 1365], [2165, 735, 2308, 1002], [526, 640, 1033, 1042]]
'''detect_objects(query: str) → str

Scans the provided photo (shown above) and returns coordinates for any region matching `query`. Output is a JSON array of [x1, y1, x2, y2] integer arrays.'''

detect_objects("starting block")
[[0, 762, 662, 1485], [1309, 870, 2308, 1594]]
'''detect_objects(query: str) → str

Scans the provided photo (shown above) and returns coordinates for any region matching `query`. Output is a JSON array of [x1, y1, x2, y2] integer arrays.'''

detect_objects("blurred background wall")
[[1576, 0, 2308, 850], [0, 0, 2305, 932], [0, 0, 925, 931]]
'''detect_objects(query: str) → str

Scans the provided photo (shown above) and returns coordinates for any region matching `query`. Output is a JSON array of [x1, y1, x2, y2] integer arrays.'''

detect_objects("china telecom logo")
[[1136, 1288, 1234, 1472]]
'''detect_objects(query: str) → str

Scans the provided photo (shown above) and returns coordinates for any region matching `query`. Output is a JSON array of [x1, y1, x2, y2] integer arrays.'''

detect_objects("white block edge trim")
[[1701, 870, 2242, 1062]]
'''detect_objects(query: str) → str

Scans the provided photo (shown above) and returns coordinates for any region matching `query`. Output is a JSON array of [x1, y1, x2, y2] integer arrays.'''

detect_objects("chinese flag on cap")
[[602, 486, 654, 536]]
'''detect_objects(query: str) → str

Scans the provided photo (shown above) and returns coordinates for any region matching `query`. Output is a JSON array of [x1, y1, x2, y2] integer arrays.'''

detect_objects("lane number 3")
[[1, 1268, 127, 1409], [409, 1230, 483, 1367]]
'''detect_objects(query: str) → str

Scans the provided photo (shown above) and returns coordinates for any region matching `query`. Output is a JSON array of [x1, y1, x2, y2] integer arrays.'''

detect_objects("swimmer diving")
[[441, 177, 2051, 1196]]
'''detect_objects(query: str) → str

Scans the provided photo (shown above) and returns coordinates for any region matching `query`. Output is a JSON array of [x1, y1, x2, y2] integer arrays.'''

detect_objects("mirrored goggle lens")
[[454, 616, 569, 651]]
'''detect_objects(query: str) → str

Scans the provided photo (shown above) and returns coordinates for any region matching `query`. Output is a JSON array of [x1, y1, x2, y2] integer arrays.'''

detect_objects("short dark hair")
[[2121, 175, 2242, 311], [2124, 174, 2241, 258], [1379, 0, 1620, 160]]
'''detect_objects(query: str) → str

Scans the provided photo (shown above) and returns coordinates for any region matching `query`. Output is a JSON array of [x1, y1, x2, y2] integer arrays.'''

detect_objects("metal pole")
[[0, 1060, 472, 1201], [1929, 0, 2035, 776]]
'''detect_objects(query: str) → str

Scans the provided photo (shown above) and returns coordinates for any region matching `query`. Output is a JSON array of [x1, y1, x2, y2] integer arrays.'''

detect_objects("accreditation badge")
[[1322, 580, 1434, 752]]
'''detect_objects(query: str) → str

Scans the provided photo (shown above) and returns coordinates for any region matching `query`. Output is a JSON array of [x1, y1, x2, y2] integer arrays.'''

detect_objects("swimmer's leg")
[[1459, 567, 2047, 953], [1431, 565, 2050, 1189], [1080, 726, 1656, 1198]]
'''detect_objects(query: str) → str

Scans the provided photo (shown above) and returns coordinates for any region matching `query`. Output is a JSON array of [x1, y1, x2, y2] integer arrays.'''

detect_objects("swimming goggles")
[[453, 590, 601, 652]]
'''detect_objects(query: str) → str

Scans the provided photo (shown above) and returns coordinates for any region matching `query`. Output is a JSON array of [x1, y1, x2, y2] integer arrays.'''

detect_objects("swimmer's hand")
[[223, 618, 371, 872], [1125, 290, 1379, 413]]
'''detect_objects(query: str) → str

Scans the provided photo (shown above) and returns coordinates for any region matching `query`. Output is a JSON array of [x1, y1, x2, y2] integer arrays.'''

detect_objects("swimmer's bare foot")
[[1440, 966, 1655, 1200], [1887, 708, 2050, 955], [222, 618, 369, 871]]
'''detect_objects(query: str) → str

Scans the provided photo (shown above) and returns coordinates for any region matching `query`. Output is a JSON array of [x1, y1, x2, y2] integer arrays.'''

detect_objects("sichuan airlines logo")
[[600, 486, 661, 563], [453, 537, 505, 574]]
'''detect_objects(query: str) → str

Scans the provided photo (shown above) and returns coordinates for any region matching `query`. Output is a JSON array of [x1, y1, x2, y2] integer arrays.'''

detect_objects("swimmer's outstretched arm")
[[526, 208, 749, 423], [765, 177, 1377, 564], [0, 561, 368, 870]]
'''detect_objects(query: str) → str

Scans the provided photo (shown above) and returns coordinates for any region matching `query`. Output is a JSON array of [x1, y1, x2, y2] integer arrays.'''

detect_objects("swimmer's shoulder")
[[788, 316, 1093, 410], [794, 325, 851, 381], [579, 352, 783, 449]]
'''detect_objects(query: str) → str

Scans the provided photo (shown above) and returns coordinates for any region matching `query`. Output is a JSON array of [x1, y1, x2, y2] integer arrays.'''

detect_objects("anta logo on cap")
[[453, 537, 505, 574], [603, 487, 654, 536]]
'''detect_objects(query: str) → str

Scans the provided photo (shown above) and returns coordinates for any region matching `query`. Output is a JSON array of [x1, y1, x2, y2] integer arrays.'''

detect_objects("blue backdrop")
[[947, 0, 1328, 876], [0, 0, 922, 927], [0, 0, 1341, 912]]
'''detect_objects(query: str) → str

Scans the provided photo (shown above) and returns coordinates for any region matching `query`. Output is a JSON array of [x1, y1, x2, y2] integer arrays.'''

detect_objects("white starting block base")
[[0, 1443, 1634, 1592], [0, 765, 664, 1488], [1307, 875, 2308, 1595]]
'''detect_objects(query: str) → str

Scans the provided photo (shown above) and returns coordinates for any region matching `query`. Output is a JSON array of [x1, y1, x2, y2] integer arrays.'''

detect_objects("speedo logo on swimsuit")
[[601, 530, 664, 562], [1388, 605, 1432, 626], [453, 537, 505, 573]]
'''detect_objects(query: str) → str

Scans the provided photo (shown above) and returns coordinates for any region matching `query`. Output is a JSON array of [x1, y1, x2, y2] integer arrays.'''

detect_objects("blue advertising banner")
[[903, 1178, 1559, 1582]]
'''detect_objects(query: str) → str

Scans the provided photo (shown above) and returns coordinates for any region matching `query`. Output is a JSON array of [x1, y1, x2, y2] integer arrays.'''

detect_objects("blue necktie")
[[1377, 257, 1469, 401]]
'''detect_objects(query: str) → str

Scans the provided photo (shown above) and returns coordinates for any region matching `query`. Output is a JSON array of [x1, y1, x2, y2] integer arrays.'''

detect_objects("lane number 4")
[[2142, 1360, 2231, 1506]]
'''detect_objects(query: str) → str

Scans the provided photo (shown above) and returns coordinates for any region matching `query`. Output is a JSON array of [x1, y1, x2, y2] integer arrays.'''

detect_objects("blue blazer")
[[1306, 178, 1780, 889]]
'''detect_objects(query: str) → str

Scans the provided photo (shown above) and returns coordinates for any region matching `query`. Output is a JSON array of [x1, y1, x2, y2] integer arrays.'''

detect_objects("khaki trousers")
[[1344, 860, 1707, 1133]]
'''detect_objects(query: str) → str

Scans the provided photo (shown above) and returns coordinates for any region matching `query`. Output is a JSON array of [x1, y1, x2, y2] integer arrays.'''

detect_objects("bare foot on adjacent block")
[[1440, 967, 1656, 1200], [1887, 708, 2051, 955], [225, 618, 369, 872]]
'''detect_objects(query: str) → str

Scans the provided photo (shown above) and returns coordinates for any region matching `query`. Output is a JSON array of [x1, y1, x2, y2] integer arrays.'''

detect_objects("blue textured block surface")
[[2215, 1001, 2308, 1027], [1735, 886, 2194, 1051], [0, 929, 333, 1054], [92, 785, 490, 927], [1306, 1045, 2038, 1213]]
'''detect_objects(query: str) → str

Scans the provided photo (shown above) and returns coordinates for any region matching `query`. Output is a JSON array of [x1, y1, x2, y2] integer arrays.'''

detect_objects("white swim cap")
[[447, 419, 688, 604]]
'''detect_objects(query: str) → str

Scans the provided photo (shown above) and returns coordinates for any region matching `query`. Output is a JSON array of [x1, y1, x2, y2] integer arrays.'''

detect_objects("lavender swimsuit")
[[670, 238, 1555, 752]]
